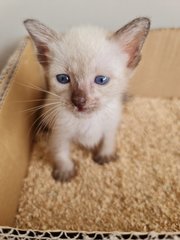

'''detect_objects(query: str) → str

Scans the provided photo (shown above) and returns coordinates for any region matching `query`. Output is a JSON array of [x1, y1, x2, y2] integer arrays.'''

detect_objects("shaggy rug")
[[15, 97, 180, 232]]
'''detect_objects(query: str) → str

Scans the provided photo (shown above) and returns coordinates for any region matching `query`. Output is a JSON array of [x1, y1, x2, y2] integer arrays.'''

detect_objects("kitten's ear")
[[112, 17, 150, 69], [24, 19, 58, 67]]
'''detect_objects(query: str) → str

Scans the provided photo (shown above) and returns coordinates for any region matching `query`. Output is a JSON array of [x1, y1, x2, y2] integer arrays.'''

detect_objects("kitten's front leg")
[[50, 135, 76, 182], [93, 128, 117, 165]]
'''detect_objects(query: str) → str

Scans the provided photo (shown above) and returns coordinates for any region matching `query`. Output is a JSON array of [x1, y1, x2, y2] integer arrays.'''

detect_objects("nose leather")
[[71, 89, 86, 108]]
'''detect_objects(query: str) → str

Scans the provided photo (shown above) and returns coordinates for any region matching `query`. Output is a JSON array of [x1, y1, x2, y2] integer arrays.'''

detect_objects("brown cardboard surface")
[[0, 39, 45, 226], [0, 28, 179, 228], [129, 29, 180, 97]]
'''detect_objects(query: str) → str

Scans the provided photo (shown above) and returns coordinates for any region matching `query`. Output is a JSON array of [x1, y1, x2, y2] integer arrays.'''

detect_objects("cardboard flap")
[[0, 38, 45, 226]]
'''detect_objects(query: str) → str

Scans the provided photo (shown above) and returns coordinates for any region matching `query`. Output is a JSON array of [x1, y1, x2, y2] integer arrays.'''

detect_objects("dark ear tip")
[[24, 19, 31, 24], [141, 17, 151, 28], [23, 19, 38, 27], [23, 19, 31, 28], [134, 17, 151, 29]]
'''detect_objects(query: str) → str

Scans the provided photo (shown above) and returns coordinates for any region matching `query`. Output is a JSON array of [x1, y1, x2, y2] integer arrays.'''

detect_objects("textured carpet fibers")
[[15, 97, 180, 232]]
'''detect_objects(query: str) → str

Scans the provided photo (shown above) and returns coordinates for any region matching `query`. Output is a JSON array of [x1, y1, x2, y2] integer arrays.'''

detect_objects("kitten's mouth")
[[77, 106, 84, 112], [76, 107, 90, 113], [73, 106, 96, 114]]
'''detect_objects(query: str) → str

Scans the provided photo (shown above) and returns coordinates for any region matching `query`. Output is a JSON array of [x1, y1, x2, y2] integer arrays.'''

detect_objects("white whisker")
[[15, 82, 60, 99], [30, 104, 59, 136], [15, 99, 46, 103], [37, 105, 60, 134]]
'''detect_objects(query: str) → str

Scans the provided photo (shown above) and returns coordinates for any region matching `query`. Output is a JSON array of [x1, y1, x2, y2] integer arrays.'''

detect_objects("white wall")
[[0, 0, 180, 71]]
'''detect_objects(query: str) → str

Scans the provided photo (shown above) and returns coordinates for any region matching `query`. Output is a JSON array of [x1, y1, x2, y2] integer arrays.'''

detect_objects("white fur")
[[42, 26, 130, 180], [24, 18, 150, 181], [48, 98, 121, 178]]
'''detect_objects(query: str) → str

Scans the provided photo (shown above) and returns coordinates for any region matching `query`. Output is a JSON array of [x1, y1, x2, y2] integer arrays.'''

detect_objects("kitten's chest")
[[56, 111, 104, 148], [74, 115, 103, 148]]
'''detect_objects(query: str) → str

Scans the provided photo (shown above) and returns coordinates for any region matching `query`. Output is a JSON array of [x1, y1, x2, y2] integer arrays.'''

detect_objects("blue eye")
[[94, 75, 110, 85], [56, 74, 70, 84]]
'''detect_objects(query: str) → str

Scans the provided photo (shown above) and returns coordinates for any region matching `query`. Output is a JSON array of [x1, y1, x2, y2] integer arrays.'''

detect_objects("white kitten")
[[24, 18, 150, 181]]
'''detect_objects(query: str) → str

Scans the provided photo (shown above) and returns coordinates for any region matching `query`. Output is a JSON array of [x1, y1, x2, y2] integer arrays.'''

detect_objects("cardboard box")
[[0, 29, 180, 239]]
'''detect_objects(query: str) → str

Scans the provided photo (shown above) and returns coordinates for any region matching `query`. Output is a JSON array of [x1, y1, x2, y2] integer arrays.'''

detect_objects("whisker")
[[43, 109, 58, 131], [15, 82, 60, 99], [15, 99, 46, 103], [28, 112, 43, 137], [29, 104, 58, 136], [22, 102, 62, 113], [35, 105, 59, 135], [35, 109, 52, 135]]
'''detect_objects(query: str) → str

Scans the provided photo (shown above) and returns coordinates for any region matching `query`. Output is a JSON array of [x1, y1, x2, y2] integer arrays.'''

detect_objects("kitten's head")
[[24, 18, 150, 115]]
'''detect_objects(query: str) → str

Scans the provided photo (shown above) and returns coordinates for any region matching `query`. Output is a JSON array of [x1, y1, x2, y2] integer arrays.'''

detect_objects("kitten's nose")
[[71, 90, 86, 110]]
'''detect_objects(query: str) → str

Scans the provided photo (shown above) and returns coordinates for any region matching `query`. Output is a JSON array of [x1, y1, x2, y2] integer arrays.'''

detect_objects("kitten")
[[24, 17, 150, 182]]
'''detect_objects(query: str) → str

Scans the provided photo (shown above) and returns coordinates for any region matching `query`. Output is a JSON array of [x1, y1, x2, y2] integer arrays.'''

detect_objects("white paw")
[[52, 161, 76, 182]]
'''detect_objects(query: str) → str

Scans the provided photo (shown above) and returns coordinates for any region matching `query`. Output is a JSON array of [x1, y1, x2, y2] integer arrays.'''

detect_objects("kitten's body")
[[51, 99, 121, 149], [24, 18, 150, 181], [48, 98, 121, 179]]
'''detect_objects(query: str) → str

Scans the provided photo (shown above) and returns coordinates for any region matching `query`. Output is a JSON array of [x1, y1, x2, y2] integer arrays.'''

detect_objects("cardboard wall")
[[129, 29, 180, 97]]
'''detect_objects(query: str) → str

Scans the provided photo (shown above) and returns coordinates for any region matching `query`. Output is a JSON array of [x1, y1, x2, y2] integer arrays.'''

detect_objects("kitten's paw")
[[93, 154, 117, 165], [52, 162, 76, 182]]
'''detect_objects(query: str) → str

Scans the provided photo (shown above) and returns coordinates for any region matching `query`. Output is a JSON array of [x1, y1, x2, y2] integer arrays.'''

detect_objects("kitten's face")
[[24, 18, 150, 115], [48, 27, 128, 114]]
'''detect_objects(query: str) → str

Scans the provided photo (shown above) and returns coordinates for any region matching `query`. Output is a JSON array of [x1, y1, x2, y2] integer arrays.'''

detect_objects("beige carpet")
[[15, 97, 180, 232]]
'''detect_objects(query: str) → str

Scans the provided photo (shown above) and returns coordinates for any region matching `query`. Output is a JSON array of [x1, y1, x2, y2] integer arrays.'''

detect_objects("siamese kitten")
[[24, 17, 150, 182]]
